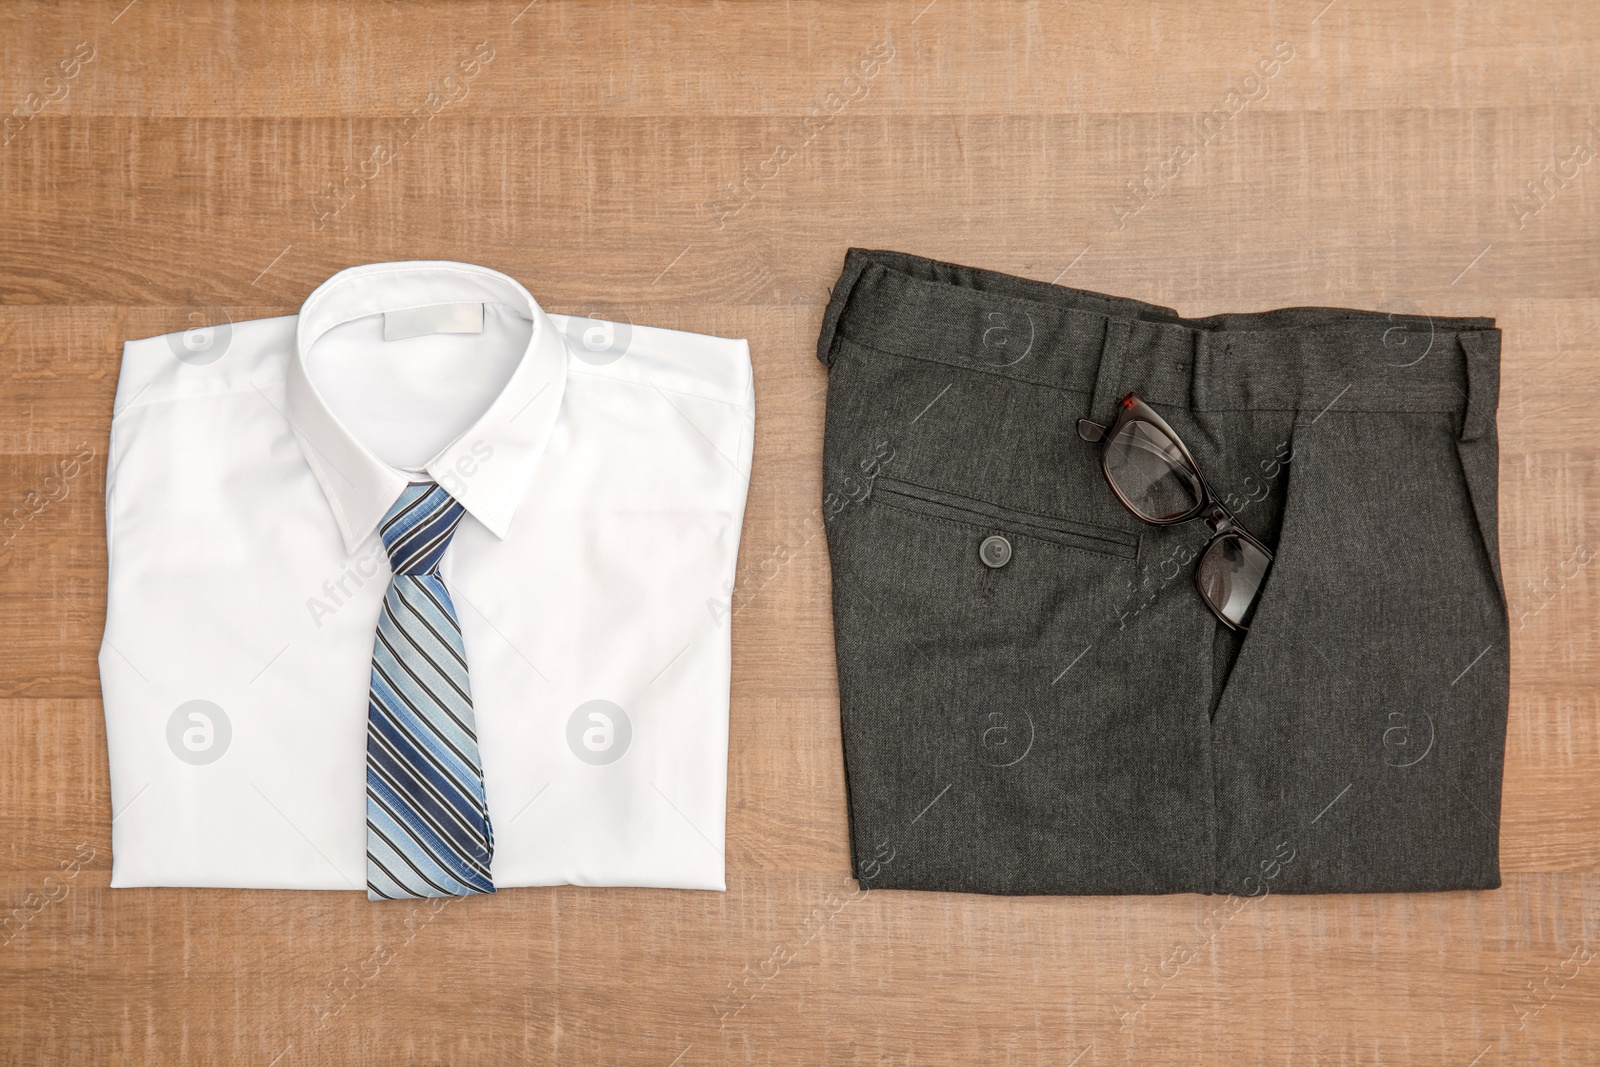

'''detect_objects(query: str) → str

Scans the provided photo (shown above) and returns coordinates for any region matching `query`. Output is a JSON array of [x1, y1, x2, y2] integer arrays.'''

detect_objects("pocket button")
[[979, 534, 1012, 568]]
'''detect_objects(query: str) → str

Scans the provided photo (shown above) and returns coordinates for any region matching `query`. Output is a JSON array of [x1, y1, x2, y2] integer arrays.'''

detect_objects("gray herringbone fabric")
[[818, 249, 1506, 896]]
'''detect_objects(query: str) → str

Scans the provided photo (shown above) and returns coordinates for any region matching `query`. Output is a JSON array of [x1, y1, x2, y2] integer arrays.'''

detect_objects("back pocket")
[[869, 476, 1139, 560]]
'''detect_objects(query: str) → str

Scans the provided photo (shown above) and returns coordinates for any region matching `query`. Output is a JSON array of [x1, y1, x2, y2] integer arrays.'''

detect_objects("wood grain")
[[2, 1, 1598, 1063]]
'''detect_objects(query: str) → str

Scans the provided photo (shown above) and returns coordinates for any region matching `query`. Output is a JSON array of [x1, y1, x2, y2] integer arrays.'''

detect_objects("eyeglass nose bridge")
[[1203, 502, 1235, 533]]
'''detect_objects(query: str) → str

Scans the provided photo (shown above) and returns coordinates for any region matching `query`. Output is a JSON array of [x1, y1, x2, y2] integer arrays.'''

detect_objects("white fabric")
[[100, 261, 754, 891]]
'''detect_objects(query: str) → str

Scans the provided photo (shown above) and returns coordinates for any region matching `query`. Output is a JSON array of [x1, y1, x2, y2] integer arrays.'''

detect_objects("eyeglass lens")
[[1196, 533, 1272, 628], [1104, 419, 1203, 522]]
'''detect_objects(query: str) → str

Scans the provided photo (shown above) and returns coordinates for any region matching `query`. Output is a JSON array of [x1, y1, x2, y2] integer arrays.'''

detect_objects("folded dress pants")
[[817, 248, 1507, 895]]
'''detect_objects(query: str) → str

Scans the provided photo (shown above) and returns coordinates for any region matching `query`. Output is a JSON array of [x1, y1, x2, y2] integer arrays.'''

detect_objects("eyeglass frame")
[[1077, 392, 1274, 631]]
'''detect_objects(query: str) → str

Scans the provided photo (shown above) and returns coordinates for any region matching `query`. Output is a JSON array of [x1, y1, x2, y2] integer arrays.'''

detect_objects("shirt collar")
[[284, 261, 568, 554]]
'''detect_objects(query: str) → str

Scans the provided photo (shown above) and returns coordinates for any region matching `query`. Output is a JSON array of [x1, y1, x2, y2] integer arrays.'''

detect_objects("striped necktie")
[[364, 483, 495, 900]]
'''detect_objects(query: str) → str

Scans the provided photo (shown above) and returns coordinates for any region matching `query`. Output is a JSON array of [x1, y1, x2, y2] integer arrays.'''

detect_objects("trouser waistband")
[[818, 249, 1501, 439]]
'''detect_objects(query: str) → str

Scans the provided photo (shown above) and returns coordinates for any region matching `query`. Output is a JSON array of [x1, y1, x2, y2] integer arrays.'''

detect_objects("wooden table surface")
[[2, 1, 1598, 1063]]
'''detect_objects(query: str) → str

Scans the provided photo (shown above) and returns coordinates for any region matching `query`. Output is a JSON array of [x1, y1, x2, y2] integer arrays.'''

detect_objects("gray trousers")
[[818, 249, 1507, 895]]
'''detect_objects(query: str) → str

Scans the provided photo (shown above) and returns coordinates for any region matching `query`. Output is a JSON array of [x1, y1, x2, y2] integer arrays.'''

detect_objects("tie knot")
[[379, 483, 465, 575]]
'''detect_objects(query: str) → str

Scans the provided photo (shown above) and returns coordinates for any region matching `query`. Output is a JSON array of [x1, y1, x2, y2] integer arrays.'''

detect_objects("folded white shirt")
[[100, 261, 754, 891]]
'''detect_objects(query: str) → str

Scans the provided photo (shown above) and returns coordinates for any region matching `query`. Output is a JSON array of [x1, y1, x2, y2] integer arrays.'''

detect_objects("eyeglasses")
[[1078, 393, 1273, 630]]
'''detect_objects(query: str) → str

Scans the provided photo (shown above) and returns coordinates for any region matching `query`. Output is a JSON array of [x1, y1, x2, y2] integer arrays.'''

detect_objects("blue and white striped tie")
[[365, 483, 495, 900]]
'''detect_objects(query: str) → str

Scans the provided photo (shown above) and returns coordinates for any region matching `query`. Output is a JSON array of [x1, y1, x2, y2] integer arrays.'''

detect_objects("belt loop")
[[816, 249, 872, 368], [1089, 318, 1130, 421], [1458, 330, 1501, 442], [1190, 330, 1210, 412]]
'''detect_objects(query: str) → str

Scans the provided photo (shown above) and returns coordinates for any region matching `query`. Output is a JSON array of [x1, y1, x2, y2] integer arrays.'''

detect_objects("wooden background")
[[2, 0, 1597, 1063]]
